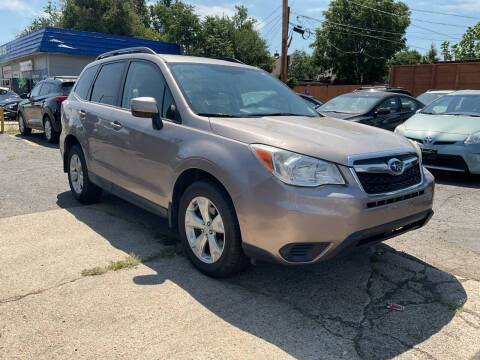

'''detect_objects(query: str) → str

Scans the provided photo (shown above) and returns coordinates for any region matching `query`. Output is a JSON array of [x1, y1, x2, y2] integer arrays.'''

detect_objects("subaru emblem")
[[423, 136, 434, 145], [388, 158, 405, 175]]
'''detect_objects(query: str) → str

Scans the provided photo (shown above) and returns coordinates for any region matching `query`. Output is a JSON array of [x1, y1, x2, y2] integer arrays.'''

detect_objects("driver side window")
[[378, 97, 400, 113]]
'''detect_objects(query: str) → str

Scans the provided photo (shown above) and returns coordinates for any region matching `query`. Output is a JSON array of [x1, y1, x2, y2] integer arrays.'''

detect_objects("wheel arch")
[[63, 134, 80, 172], [169, 168, 237, 231]]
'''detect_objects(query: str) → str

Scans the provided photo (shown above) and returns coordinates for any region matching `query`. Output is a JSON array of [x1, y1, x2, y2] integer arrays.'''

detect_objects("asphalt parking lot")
[[1, 131, 479, 360]]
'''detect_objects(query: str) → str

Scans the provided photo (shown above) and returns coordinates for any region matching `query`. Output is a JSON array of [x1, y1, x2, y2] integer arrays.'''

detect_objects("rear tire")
[[178, 180, 249, 277], [18, 113, 31, 136], [44, 116, 59, 144], [67, 145, 102, 203]]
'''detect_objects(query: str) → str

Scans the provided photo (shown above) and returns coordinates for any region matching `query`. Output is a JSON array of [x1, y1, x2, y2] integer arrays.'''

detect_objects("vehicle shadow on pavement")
[[431, 169, 480, 189], [58, 191, 468, 359], [13, 132, 59, 149]]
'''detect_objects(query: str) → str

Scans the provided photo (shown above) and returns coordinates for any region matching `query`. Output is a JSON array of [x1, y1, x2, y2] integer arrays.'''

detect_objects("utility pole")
[[280, 0, 289, 83]]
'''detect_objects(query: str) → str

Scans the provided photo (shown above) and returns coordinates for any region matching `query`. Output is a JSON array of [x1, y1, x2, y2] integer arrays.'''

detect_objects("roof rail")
[[96, 47, 156, 60], [52, 75, 77, 80], [211, 57, 245, 64]]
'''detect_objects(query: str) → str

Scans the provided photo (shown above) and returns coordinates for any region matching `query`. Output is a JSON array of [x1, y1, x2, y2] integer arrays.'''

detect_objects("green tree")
[[440, 41, 453, 61], [390, 49, 422, 65], [311, 0, 410, 84], [422, 44, 439, 63], [194, 6, 272, 71], [61, 0, 154, 39], [150, 1, 202, 54], [288, 50, 318, 81], [451, 23, 480, 60], [18, 1, 62, 37]]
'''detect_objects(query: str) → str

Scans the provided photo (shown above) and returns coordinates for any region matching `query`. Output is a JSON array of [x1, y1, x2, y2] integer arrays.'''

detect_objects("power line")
[[408, 7, 480, 21], [344, 0, 472, 30]]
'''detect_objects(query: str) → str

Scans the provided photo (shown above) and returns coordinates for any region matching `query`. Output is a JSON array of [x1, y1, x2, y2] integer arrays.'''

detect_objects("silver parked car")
[[60, 47, 434, 277]]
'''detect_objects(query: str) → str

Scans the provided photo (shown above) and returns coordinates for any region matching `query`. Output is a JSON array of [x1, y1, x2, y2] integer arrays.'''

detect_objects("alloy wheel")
[[69, 154, 84, 194], [18, 115, 25, 133], [184, 196, 225, 263], [44, 119, 52, 141]]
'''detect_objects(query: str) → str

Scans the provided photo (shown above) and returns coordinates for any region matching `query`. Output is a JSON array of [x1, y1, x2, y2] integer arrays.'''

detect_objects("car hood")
[[209, 115, 414, 166], [0, 98, 21, 106], [404, 113, 480, 136]]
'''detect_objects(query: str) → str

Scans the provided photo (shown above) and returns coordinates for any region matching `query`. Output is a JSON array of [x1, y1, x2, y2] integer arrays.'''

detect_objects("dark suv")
[[18, 77, 76, 143]]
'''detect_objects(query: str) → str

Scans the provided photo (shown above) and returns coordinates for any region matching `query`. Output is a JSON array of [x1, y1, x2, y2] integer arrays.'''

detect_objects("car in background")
[[317, 91, 424, 131], [18, 76, 76, 143], [0, 90, 22, 120], [355, 86, 412, 96], [395, 90, 480, 174], [298, 93, 323, 110], [417, 90, 454, 105]]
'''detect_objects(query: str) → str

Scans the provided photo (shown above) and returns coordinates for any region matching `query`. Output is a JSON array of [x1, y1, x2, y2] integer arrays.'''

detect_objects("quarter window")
[[91, 62, 126, 106], [75, 65, 99, 100], [122, 61, 166, 110], [162, 87, 177, 121]]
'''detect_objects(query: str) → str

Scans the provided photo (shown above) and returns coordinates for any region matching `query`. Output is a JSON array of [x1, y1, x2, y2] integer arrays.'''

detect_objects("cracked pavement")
[[1, 134, 479, 359]]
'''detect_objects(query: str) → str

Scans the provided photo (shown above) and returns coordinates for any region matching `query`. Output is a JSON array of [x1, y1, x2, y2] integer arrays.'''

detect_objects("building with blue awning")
[[0, 27, 179, 94]]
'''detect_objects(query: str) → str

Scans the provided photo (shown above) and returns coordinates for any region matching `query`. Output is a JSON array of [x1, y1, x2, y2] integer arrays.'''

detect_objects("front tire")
[[44, 116, 59, 143], [67, 145, 102, 203], [178, 180, 249, 277], [18, 113, 31, 136]]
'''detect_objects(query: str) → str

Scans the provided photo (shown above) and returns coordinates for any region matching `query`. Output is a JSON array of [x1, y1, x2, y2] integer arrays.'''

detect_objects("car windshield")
[[168, 63, 317, 117], [318, 94, 379, 114], [417, 92, 447, 105], [422, 94, 480, 116]]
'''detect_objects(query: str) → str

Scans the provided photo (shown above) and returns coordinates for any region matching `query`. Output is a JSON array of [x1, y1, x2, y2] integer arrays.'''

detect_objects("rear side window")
[[91, 62, 126, 106], [75, 65, 99, 100], [39, 83, 53, 96], [400, 97, 418, 111], [121, 61, 166, 110]]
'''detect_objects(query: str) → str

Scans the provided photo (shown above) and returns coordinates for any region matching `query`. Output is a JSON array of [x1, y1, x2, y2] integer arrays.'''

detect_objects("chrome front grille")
[[351, 153, 423, 195]]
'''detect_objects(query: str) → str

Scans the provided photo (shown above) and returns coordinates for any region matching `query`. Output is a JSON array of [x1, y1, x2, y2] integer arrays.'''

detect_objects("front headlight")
[[465, 131, 480, 144], [250, 144, 345, 187]]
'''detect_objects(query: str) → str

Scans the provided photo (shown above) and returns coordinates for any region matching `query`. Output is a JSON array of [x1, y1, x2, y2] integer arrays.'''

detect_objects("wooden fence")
[[390, 62, 480, 97], [293, 84, 368, 102]]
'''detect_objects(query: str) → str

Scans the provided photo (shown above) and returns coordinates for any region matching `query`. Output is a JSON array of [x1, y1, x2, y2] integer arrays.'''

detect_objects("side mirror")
[[20, 93, 28, 99], [131, 97, 163, 130]]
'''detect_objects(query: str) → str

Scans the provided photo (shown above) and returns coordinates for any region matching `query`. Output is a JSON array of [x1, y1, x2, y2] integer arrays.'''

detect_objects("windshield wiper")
[[443, 113, 480, 117], [245, 112, 316, 117], [197, 113, 241, 118]]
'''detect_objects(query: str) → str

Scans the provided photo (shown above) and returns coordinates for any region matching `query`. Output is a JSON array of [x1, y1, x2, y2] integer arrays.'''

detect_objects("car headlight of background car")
[[465, 131, 480, 145], [250, 144, 345, 187]]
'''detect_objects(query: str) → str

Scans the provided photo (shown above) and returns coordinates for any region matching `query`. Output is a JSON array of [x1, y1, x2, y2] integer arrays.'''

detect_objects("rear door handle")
[[79, 110, 86, 119], [111, 121, 123, 130]]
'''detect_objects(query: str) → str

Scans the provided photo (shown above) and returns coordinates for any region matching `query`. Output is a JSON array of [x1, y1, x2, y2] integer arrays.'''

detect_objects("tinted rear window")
[[75, 65, 99, 100], [91, 62, 126, 106], [61, 82, 75, 95]]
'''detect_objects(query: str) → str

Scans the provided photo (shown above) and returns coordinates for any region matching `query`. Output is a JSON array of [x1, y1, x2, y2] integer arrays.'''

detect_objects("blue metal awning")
[[0, 27, 180, 62]]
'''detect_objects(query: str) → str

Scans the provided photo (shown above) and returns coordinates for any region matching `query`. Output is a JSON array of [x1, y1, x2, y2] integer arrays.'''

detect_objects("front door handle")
[[79, 110, 86, 119], [111, 121, 123, 130]]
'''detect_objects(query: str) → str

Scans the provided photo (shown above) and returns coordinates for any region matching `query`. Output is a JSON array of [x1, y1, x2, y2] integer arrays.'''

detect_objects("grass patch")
[[81, 253, 141, 276], [7, 155, 15, 161], [2, 127, 19, 135], [433, 296, 463, 314]]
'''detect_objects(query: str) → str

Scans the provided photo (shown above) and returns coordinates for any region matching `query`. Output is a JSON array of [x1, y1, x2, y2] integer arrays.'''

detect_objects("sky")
[[1, 0, 480, 57]]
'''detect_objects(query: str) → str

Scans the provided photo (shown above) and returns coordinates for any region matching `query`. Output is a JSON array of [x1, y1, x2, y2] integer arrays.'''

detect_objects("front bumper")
[[419, 142, 480, 174], [237, 166, 435, 264]]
